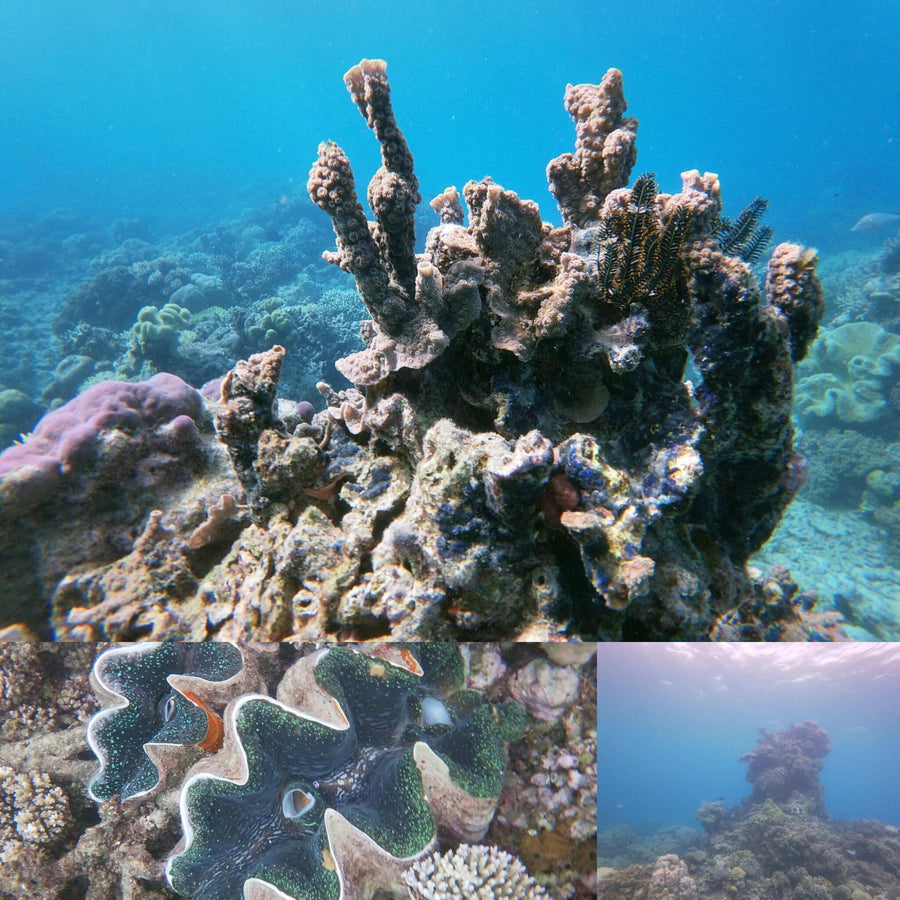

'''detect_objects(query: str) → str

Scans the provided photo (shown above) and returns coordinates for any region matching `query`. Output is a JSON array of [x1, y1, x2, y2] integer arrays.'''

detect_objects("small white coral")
[[0, 765, 71, 863], [403, 844, 550, 900]]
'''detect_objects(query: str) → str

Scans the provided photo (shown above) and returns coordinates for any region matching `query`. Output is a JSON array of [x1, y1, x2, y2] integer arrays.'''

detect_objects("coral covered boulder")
[[300, 59, 835, 639], [739, 720, 831, 816]]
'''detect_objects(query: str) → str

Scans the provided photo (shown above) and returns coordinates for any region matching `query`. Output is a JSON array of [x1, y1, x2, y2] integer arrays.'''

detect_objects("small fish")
[[851, 212, 900, 231]]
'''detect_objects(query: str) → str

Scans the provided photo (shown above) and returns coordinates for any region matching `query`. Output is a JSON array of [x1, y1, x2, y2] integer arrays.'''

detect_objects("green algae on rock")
[[87, 642, 253, 802], [165, 644, 526, 900]]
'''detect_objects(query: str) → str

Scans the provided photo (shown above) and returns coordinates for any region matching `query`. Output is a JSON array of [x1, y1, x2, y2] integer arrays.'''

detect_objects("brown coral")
[[546, 68, 639, 228]]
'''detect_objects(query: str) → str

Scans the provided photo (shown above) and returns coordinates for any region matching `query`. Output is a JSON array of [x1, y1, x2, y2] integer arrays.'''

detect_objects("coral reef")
[[769, 237, 900, 628], [0, 59, 840, 640], [0, 765, 73, 863], [739, 720, 830, 816], [490, 645, 597, 899], [0, 372, 204, 512], [0, 373, 213, 633], [301, 59, 831, 640], [599, 721, 900, 899], [751, 495, 900, 640]]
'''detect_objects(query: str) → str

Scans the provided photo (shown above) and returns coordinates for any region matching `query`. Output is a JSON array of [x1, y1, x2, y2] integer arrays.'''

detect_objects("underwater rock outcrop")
[[739, 719, 830, 817], [301, 58, 830, 639], [0, 59, 839, 640]]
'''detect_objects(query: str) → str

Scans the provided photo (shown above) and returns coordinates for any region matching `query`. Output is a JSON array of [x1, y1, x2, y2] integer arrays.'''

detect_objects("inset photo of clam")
[[0, 642, 596, 899], [597, 644, 900, 899]]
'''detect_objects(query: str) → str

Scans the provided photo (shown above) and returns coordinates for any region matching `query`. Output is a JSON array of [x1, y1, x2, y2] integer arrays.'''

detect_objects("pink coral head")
[[200, 377, 224, 400], [58, 422, 101, 473], [169, 414, 200, 443]]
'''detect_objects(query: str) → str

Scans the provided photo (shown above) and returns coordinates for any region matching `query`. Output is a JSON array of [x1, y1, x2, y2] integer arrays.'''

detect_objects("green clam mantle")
[[87, 642, 249, 802], [161, 645, 525, 900]]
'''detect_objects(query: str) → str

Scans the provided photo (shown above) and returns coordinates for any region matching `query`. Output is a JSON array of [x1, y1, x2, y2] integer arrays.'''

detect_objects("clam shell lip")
[[87, 642, 245, 802]]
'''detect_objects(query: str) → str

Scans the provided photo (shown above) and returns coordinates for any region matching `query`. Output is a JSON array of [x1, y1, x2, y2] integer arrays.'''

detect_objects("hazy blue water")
[[597, 644, 900, 835], [1, 1, 897, 251]]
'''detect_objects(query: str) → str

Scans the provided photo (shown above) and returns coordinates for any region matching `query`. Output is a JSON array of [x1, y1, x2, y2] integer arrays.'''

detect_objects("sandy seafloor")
[[0, 641, 597, 900]]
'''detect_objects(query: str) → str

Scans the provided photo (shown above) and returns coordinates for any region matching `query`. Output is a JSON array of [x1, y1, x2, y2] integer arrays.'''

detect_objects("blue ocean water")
[[597, 644, 900, 836], [2, 2, 900, 637], [1, 1, 897, 250]]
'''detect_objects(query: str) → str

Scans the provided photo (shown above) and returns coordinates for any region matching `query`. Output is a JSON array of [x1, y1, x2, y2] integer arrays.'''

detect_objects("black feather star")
[[717, 197, 774, 263], [594, 173, 692, 311]]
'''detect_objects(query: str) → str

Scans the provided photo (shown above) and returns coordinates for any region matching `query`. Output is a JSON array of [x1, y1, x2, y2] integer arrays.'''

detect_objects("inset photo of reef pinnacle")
[[0, 57, 845, 642], [0, 641, 597, 899], [596, 643, 900, 899]]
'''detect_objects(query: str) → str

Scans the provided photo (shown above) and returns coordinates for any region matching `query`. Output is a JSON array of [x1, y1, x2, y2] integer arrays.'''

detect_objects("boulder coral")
[[795, 321, 900, 427]]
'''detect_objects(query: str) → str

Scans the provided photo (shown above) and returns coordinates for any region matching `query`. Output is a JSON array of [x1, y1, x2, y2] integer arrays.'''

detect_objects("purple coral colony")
[[0, 60, 846, 642]]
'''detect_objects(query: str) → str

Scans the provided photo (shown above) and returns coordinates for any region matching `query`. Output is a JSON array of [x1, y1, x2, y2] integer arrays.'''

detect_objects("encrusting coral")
[[301, 58, 831, 639], [738, 719, 830, 816], [0, 58, 836, 641]]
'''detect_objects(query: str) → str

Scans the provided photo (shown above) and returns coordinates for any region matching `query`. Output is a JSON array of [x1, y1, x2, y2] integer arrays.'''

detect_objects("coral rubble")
[[0, 59, 839, 640]]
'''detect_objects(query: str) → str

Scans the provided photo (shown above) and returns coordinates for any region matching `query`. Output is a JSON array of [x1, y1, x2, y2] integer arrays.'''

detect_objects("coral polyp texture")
[[403, 844, 550, 899], [156, 644, 526, 900], [87, 642, 253, 801], [0, 59, 836, 641]]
